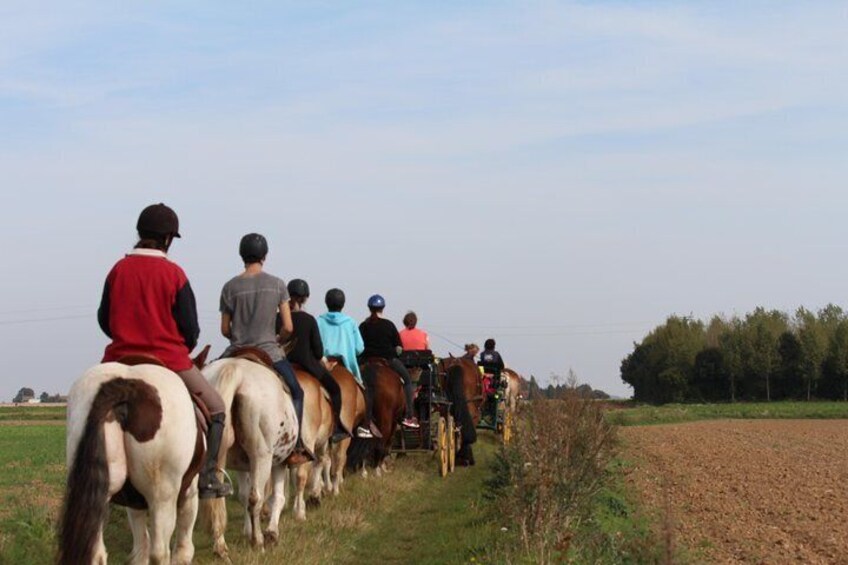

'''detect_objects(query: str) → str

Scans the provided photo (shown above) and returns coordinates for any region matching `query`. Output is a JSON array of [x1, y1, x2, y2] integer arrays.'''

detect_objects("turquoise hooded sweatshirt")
[[317, 311, 365, 383]]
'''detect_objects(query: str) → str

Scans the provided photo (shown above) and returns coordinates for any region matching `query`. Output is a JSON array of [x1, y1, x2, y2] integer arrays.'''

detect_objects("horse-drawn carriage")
[[392, 350, 461, 476], [475, 366, 514, 444]]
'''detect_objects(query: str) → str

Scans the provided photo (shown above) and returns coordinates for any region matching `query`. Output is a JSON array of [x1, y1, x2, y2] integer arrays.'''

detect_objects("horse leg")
[[147, 498, 178, 565], [264, 465, 287, 544], [172, 479, 198, 565], [126, 508, 149, 565], [92, 527, 108, 565], [248, 453, 272, 548], [321, 449, 332, 496], [292, 462, 309, 521], [237, 471, 252, 538]]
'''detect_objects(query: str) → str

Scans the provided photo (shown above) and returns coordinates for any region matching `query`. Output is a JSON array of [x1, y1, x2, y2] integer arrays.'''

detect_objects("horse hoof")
[[306, 496, 321, 508], [263, 530, 279, 545]]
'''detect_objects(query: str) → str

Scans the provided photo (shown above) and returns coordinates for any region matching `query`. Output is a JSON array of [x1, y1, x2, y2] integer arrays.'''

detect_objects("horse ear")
[[449, 353, 455, 359], [193, 344, 211, 369]]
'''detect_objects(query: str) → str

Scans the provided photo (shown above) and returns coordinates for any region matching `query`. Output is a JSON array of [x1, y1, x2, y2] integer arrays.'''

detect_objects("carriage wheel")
[[437, 416, 448, 477], [447, 414, 456, 473], [503, 410, 513, 445]]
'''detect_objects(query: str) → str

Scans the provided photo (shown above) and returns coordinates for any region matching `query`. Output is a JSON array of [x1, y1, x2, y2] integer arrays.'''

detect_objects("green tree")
[[797, 307, 828, 400], [741, 308, 787, 401]]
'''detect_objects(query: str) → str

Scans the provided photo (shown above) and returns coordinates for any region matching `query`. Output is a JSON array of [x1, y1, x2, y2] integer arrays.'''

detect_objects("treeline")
[[527, 374, 610, 400], [621, 305, 848, 404]]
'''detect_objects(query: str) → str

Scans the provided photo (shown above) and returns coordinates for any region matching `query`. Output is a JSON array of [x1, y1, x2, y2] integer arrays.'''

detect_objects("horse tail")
[[199, 361, 240, 540], [58, 377, 160, 565], [346, 363, 377, 470]]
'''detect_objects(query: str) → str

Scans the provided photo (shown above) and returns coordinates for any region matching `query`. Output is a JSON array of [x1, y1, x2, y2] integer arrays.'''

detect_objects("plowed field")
[[621, 420, 848, 564]]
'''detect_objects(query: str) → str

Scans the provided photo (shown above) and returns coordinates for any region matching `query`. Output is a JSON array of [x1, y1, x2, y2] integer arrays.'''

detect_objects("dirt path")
[[620, 420, 848, 564]]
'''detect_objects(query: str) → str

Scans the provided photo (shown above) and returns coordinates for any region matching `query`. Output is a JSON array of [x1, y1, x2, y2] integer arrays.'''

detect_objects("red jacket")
[[98, 249, 199, 371]]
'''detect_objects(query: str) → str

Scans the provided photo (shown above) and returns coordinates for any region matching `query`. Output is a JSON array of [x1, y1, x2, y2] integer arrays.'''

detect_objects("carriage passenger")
[[479, 338, 505, 376], [98, 203, 232, 498], [359, 295, 419, 429], [285, 278, 350, 440], [219, 233, 312, 463], [462, 343, 480, 363], [317, 288, 379, 438], [399, 311, 430, 351]]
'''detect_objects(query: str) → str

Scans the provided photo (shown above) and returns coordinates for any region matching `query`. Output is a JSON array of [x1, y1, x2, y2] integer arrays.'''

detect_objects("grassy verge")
[[0, 409, 501, 565], [607, 401, 848, 427], [0, 406, 65, 422]]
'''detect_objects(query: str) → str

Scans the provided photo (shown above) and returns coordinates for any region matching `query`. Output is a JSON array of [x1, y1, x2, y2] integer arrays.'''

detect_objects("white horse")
[[59, 362, 201, 565], [199, 357, 299, 558], [503, 368, 523, 414]]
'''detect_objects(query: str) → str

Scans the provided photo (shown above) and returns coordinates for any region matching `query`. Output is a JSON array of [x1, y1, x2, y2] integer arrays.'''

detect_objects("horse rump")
[[59, 377, 163, 565]]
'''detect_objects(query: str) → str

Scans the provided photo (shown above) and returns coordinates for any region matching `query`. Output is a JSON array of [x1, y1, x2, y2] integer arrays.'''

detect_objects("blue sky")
[[1, 1, 847, 400]]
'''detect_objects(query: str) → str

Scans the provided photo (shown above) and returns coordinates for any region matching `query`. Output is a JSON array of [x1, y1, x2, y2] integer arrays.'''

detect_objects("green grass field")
[[606, 400, 848, 427], [0, 406, 501, 565]]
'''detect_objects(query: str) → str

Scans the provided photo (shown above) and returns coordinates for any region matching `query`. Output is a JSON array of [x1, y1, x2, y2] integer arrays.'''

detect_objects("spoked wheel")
[[437, 415, 448, 477], [447, 414, 456, 473], [503, 410, 513, 445]]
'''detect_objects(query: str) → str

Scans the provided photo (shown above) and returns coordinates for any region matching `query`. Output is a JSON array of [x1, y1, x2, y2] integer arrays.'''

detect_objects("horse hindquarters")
[[60, 378, 157, 565]]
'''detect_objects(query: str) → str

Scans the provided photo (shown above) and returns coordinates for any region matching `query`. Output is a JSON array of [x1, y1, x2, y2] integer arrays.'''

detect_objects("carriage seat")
[[399, 350, 435, 368]]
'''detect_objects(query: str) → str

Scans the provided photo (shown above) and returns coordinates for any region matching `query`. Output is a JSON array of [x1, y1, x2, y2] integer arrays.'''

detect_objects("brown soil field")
[[620, 420, 848, 564]]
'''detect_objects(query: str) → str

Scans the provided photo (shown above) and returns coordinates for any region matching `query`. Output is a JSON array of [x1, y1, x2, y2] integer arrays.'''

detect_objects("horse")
[[326, 361, 367, 495], [59, 361, 202, 565], [347, 359, 405, 476], [502, 367, 523, 414], [198, 355, 298, 558], [286, 364, 333, 518], [437, 356, 481, 465]]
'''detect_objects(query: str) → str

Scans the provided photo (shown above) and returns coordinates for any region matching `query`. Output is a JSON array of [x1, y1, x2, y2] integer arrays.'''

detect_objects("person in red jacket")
[[98, 203, 232, 499]]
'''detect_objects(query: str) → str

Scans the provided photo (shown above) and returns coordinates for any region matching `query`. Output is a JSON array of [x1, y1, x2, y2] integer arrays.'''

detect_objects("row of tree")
[[621, 305, 848, 404], [527, 370, 611, 400]]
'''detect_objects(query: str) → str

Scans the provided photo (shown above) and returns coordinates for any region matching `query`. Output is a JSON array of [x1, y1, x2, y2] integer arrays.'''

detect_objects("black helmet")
[[288, 278, 310, 299], [325, 288, 346, 312], [239, 233, 268, 263], [137, 203, 180, 238]]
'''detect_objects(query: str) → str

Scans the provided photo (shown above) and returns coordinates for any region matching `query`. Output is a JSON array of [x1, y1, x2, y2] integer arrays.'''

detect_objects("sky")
[[1, 1, 847, 401]]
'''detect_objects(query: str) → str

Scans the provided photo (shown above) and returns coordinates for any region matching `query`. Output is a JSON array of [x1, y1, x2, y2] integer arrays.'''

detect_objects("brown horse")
[[326, 362, 367, 494], [348, 359, 405, 476], [437, 356, 481, 465]]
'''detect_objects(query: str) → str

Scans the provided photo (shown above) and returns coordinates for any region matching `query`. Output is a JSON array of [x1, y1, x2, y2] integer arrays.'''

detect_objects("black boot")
[[362, 382, 382, 439], [199, 414, 233, 499]]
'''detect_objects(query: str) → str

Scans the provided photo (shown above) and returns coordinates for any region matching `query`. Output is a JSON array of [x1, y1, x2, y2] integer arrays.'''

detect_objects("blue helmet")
[[367, 294, 386, 309]]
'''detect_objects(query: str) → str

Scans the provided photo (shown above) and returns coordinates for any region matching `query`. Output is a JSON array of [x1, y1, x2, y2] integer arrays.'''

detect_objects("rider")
[[399, 311, 430, 351], [359, 295, 419, 429], [316, 288, 379, 438], [219, 233, 312, 463], [285, 278, 350, 441], [98, 203, 232, 499]]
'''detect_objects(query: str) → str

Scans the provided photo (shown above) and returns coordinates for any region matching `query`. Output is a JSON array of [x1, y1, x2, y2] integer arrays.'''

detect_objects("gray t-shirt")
[[220, 271, 289, 362]]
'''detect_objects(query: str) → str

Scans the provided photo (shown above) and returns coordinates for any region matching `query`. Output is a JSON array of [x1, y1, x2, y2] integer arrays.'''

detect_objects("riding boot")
[[291, 394, 316, 461], [320, 372, 351, 439], [199, 414, 233, 499]]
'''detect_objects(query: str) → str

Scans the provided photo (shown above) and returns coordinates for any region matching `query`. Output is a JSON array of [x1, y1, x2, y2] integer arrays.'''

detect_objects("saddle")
[[362, 357, 405, 386], [226, 346, 275, 370]]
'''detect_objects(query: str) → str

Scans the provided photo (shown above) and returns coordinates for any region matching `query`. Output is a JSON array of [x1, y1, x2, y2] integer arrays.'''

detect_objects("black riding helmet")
[[137, 203, 181, 238], [325, 288, 346, 312], [239, 233, 268, 263], [288, 278, 310, 299]]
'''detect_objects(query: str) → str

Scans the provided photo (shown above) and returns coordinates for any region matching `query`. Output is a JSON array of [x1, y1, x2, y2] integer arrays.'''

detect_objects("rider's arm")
[[97, 280, 112, 338], [220, 312, 232, 339], [310, 318, 324, 361], [173, 281, 200, 351], [278, 301, 293, 341]]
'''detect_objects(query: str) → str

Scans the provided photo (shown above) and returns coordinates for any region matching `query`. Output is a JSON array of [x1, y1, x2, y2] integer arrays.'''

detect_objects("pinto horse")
[[348, 359, 404, 475], [198, 356, 298, 558], [59, 362, 202, 565]]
